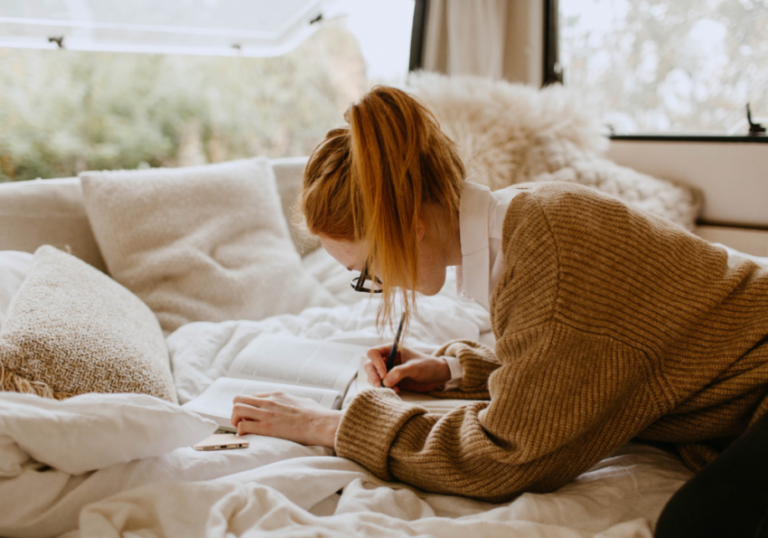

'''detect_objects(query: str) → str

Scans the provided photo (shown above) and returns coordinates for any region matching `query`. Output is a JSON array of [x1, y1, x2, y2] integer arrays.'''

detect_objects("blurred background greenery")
[[0, 23, 368, 182]]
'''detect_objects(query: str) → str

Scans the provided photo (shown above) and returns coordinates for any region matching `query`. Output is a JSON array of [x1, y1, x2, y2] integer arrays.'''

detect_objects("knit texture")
[[0, 246, 176, 402], [336, 182, 768, 502]]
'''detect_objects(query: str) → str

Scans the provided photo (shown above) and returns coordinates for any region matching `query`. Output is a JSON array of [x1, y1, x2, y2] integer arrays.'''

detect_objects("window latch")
[[746, 103, 766, 136], [48, 36, 65, 49]]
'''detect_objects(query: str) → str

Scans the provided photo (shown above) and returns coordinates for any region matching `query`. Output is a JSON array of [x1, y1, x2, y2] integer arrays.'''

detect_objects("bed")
[[1, 241, 712, 538], [1, 101, 765, 536]]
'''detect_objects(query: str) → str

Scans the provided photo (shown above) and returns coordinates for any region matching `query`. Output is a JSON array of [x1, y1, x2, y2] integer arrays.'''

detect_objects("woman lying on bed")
[[231, 86, 768, 538]]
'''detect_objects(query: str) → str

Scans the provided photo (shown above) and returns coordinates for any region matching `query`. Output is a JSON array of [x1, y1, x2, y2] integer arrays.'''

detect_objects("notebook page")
[[183, 377, 342, 431], [228, 334, 364, 394]]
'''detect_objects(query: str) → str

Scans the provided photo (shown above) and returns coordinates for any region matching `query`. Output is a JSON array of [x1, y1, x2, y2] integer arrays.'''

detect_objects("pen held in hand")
[[381, 313, 406, 388]]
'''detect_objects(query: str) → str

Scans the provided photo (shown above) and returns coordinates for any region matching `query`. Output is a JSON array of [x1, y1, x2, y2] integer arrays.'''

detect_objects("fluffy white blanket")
[[0, 250, 697, 538]]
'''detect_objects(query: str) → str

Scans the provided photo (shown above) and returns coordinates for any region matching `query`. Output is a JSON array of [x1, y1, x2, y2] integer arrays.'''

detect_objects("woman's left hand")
[[231, 391, 342, 448]]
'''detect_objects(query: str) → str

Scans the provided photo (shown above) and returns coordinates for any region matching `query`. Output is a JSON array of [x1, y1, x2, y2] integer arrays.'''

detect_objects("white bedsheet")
[[1, 248, 696, 538], [67, 444, 691, 538]]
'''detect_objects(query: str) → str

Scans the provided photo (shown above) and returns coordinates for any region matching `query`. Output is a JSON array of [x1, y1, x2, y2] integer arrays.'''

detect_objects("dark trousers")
[[655, 409, 768, 538]]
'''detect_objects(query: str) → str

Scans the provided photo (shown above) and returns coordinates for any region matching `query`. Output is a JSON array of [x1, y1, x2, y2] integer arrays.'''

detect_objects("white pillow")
[[80, 158, 337, 334], [0, 251, 34, 330], [0, 392, 216, 475]]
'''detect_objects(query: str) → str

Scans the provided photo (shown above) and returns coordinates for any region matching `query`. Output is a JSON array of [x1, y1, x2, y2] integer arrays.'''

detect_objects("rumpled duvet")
[[1, 253, 695, 538]]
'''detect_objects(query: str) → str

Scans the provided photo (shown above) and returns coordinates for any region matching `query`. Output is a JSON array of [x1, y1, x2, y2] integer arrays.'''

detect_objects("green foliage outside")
[[560, 0, 768, 134], [0, 24, 368, 182]]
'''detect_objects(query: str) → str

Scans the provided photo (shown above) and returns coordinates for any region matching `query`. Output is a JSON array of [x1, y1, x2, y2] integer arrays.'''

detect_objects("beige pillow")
[[0, 246, 176, 402], [80, 158, 337, 334]]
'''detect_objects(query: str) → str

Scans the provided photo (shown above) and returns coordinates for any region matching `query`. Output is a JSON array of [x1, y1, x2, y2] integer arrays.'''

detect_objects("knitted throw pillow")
[[0, 246, 176, 402], [80, 158, 337, 334]]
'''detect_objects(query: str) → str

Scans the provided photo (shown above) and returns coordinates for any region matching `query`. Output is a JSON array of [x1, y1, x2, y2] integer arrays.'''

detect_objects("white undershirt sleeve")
[[442, 356, 464, 390]]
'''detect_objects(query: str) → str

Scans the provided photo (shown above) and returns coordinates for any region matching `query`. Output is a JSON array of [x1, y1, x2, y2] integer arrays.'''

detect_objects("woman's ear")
[[416, 217, 426, 242]]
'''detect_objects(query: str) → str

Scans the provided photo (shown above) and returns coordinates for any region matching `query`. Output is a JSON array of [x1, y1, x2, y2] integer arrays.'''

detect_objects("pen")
[[382, 313, 406, 388]]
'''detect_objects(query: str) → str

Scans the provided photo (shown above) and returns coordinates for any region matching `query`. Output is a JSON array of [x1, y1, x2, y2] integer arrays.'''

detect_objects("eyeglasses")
[[350, 260, 383, 293]]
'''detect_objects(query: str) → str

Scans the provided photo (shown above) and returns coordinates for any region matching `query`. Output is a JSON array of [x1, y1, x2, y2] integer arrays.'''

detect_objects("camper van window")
[[558, 0, 768, 138], [0, 1, 414, 182]]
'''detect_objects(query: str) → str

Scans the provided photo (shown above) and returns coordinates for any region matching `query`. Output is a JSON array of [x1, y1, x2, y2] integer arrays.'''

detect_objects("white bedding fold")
[[0, 392, 331, 538], [70, 445, 692, 538]]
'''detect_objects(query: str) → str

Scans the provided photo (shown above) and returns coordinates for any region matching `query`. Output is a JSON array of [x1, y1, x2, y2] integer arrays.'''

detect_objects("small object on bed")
[[193, 433, 249, 451]]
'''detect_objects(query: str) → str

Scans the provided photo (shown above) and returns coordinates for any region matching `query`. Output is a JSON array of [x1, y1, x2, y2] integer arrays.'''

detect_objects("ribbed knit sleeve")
[[335, 388, 430, 480], [428, 340, 500, 400]]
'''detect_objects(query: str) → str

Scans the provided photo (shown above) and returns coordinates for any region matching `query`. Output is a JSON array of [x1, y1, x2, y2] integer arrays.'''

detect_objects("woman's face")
[[319, 231, 449, 297]]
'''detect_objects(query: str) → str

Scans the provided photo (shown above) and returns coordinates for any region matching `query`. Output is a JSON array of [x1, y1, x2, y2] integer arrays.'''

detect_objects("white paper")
[[183, 378, 342, 431], [228, 334, 363, 394]]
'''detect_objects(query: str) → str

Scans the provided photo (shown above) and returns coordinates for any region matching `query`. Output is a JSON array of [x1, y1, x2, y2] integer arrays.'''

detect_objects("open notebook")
[[183, 334, 365, 431]]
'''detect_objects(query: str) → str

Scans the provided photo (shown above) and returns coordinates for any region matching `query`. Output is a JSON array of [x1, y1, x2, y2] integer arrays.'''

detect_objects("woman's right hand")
[[364, 345, 451, 393]]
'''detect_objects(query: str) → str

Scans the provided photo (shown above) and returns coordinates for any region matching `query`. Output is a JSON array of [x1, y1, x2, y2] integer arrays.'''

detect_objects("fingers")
[[364, 360, 382, 387], [368, 345, 392, 358], [365, 349, 389, 381], [233, 394, 270, 406], [237, 419, 261, 436], [230, 392, 285, 430], [231, 401, 266, 429], [382, 361, 416, 388]]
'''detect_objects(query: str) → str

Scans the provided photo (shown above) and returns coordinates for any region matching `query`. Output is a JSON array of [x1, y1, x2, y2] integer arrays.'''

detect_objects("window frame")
[[544, 1, 768, 142], [409, 0, 428, 72]]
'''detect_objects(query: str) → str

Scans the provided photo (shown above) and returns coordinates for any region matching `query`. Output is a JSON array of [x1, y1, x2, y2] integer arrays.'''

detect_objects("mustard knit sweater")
[[335, 182, 768, 503]]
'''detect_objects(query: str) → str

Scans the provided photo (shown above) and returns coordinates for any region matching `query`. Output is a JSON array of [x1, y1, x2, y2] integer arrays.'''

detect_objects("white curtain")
[[422, 0, 510, 80]]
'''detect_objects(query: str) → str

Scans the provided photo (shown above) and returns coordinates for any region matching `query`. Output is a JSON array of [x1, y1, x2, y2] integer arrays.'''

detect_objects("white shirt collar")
[[458, 182, 494, 310], [457, 182, 525, 311]]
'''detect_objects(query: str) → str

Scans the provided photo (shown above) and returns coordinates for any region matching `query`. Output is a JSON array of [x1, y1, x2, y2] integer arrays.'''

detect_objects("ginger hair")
[[297, 86, 465, 330]]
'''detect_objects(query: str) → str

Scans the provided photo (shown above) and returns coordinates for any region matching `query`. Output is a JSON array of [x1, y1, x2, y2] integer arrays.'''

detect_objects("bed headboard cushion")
[[0, 246, 177, 402], [0, 178, 108, 271], [80, 157, 337, 334]]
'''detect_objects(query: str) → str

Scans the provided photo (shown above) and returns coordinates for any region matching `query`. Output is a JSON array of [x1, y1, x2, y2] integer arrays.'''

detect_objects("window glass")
[[559, 0, 768, 134], [0, 0, 325, 57], [0, 1, 414, 182]]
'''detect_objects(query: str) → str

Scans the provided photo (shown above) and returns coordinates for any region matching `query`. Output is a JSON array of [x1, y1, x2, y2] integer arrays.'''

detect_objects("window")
[[0, 0, 414, 182], [558, 0, 768, 135]]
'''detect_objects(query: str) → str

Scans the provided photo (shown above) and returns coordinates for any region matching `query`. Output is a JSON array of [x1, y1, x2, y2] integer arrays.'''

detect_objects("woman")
[[231, 86, 768, 535]]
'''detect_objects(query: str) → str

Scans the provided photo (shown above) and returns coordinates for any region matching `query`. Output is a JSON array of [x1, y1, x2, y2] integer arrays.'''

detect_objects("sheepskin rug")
[[406, 73, 702, 231]]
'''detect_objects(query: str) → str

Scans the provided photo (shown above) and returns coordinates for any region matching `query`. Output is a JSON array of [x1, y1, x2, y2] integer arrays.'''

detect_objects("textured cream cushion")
[[80, 158, 337, 334], [0, 179, 107, 271], [0, 246, 176, 402]]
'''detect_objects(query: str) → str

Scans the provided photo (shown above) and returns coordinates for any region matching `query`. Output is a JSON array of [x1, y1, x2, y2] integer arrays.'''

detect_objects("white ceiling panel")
[[0, 0, 339, 57]]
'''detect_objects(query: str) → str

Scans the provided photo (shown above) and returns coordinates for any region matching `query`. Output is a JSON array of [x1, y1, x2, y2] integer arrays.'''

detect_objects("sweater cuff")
[[335, 388, 427, 481]]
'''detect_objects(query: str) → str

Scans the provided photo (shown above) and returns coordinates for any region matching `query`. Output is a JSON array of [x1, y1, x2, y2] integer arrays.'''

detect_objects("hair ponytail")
[[298, 86, 464, 330]]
